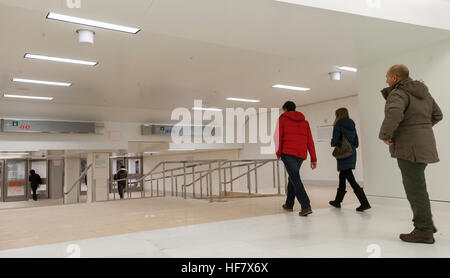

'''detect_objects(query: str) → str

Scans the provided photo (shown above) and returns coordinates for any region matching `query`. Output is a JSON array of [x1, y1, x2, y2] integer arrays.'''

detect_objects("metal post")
[[192, 166, 196, 198], [150, 174, 153, 197], [223, 167, 227, 196], [171, 170, 174, 197], [175, 176, 178, 197], [218, 161, 222, 199], [254, 162, 258, 194], [205, 172, 209, 197], [126, 178, 130, 199], [229, 162, 233, 192], [247, 165, 251, 195], [157, 178, 159, 196], [183, 162, 187, 199], [272, 161, 276, 189], [276, 160, 281, 194], [209, 163, 213, 203], [163, 162, 166, 197], [200, 172, 203, 198]]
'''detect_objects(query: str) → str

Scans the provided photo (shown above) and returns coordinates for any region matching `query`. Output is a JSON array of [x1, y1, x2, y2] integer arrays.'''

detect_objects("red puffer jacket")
[[274, 111, 317, 162]]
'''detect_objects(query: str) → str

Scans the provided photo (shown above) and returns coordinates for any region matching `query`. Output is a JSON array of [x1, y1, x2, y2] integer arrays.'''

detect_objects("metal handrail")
[[108, 158, 283, 202], [64, 163, 93, 195]]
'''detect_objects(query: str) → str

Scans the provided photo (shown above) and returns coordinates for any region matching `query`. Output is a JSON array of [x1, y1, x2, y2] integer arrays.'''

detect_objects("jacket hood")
[[281, 111, 305, 122], [381, 77, 429, 100], [336, 118, 355, 130]]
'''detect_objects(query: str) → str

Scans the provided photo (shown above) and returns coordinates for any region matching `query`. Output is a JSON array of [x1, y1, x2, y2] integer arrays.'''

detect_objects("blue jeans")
[[281, 154, 311, 210]]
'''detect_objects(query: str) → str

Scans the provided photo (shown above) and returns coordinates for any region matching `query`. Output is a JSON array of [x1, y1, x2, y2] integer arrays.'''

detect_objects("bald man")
[[379, 64, 443, 244]]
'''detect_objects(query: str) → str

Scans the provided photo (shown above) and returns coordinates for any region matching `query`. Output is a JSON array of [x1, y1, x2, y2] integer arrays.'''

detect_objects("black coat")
[[115, 168, 128, 187], [331, 118, 359, 171], [29, 173, 41, 189]]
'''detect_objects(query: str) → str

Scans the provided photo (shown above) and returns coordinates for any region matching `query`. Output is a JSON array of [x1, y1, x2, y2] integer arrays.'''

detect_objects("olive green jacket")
[[379, 77, 443, 163]]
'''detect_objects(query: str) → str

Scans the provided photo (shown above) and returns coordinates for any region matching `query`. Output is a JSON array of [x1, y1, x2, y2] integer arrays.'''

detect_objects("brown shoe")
[[299, 207, 312, 217], [400, 231, 435, 244], [282, 204, 293, 212]]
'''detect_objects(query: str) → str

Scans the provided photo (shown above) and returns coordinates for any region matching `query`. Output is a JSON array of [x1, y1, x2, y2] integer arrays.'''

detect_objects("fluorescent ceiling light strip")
[[272, 84, 310, 91], [168, 149, 196, 151], [337, 66, 358, 72], [226, 97, 261, 103], [25, 54, 98, 66], [46, 13, 141, 34], [13, 78, 71, 87], [3, 94, 54, 101], [192, 107, 223, 112]]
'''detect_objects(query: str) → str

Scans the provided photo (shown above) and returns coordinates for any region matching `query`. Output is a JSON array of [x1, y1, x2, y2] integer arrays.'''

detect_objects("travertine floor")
[[0, 185, 357, 251]]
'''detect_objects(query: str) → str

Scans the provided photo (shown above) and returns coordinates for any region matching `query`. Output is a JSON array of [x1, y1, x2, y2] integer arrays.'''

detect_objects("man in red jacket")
[[274, 101, 317, 216]]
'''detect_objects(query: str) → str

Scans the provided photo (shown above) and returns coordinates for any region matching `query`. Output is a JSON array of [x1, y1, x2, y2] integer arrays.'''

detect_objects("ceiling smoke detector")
[[77, 29, 95, 44]]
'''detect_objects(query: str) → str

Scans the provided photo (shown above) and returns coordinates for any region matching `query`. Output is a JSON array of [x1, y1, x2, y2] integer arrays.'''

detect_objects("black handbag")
[[332, 127, 353, 159]]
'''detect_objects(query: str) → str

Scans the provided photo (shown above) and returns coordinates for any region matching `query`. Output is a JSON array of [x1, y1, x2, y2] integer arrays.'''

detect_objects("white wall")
[[238, 95, 364, 191], [277, 0, 450, 31], [358, 38, 450, 201]]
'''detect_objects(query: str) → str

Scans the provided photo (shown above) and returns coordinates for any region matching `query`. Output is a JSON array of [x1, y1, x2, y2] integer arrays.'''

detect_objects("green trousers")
[[397, 158, 435, 237]]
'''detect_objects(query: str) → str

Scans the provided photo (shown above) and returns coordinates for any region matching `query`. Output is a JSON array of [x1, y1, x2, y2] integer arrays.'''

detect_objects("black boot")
[[329, 189, 346, 208], [354, 187, 371, 212]]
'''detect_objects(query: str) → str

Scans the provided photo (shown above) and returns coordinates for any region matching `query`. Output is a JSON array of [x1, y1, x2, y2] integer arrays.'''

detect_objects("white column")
[[64, 157, 80, 204]]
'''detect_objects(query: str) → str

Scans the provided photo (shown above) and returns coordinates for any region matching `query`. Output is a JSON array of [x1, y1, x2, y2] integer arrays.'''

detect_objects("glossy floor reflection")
[[0, 196, 448, 258]]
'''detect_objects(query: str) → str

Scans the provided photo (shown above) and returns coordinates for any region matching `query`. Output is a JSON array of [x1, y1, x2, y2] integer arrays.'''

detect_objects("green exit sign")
[[12, 121, 19, 127]]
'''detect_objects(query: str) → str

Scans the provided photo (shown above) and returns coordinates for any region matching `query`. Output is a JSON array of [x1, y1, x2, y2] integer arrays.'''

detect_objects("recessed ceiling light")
[[337, 66, 358, 72], [46, 12, 141, 34], [192, 107, 223, 112], [12, 78, 72, 87], [226, 97, 261, 103], [272, 84, 311, 92], [3, 94, 54, 101], [25, 54, 98, 66]]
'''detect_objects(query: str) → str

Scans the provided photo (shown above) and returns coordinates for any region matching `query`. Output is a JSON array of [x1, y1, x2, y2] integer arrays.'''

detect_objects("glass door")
[[29, 160, 49, 199], [5, 160, 28, 202]]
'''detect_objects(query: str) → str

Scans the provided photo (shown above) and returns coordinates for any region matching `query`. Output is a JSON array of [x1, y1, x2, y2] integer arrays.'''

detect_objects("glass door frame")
[[3, 159, 29, 202], [28, 159, 50, 199]]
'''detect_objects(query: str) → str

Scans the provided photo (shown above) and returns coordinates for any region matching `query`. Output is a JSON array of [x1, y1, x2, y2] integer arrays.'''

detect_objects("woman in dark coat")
[[329, 108, 371, 212]]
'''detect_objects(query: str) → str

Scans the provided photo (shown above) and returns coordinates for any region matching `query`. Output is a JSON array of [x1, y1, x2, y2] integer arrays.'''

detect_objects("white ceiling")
[[0, 0, 449, 122]]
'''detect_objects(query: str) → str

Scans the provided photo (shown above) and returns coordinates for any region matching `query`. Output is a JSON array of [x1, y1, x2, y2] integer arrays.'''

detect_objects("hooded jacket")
[[274, 111, 317, 162], [379, 77, 443, 163], [331, 118, 359, 171]]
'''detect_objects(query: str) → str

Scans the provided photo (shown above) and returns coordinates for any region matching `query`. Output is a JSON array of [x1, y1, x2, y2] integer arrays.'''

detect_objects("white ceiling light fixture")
[[3, 94, 54, 101], [272, 84, 311, 92], [168, 149, 196, 151], [337, 66, 358, 72], [12, 78, 72, 87], [226, 97, 261, 103], [24, 53, 98, 66], [46, 13, 141, 34], [192, 107, 223, 112]]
